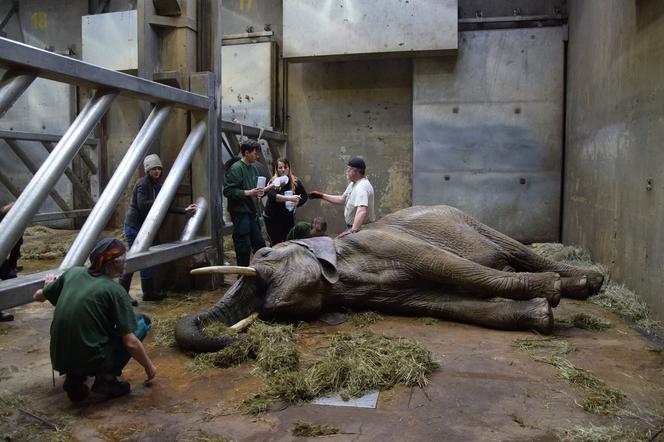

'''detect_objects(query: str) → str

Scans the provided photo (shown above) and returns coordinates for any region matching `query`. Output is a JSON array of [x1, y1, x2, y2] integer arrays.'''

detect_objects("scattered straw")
[[291, 421, 340, 437], [418, 317, 440, 326], [248, 321, 298, 375], [186, 430, 234, 442], [542, 356, 624, 414], [160, 294, 204, 308], [591, 284, 662, 334], [0, 391, 24, 417], [557, 424, 645, 442], [348, 311, 383, 328], [512, 337, 576, 356], [557, 313, 612, 331], [187, 340, 252, 372], [151, 317, 180, 348]]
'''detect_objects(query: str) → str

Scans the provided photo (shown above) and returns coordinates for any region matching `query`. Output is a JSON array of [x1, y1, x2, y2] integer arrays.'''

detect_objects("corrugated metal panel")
[[413, 27, 565, 242]]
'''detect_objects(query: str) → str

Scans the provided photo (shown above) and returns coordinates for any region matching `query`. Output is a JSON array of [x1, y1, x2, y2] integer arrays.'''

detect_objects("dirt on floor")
[[1, 236, 663, 441]]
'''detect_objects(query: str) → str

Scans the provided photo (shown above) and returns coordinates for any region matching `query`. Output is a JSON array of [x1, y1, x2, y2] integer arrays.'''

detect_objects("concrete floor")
[[1, 273, 664, 441]]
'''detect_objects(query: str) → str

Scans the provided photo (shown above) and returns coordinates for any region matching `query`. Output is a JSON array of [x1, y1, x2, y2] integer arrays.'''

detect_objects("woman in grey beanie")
[[119, 154, 197, 302]]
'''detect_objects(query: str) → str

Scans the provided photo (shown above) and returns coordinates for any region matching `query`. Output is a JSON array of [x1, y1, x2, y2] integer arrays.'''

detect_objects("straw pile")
[[239, 331, 439, 413], [348, 311, 383, 328], [531, 243, 662, 334], [290, 421, 340, 437]]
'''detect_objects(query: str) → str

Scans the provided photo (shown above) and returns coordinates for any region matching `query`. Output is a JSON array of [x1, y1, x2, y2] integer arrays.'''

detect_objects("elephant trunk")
[[175, 276, 261, 352]]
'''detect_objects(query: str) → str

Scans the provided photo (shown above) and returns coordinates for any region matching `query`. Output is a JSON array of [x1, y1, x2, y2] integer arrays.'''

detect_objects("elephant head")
[[175, 237, 338, 353]]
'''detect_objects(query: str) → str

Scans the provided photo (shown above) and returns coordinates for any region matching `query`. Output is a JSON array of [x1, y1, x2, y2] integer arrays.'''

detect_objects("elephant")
[[176, 205, 604, 353]]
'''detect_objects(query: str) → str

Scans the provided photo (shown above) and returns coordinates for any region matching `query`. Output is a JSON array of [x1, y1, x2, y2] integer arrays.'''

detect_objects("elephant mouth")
[[175, 266, 265, 353]]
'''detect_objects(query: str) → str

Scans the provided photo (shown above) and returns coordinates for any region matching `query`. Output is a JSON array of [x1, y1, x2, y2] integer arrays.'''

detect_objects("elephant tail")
[[175, 312, 240, 353]]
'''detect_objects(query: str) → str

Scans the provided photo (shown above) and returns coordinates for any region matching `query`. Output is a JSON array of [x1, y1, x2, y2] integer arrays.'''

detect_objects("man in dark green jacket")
[[223, 140, 270, 266]]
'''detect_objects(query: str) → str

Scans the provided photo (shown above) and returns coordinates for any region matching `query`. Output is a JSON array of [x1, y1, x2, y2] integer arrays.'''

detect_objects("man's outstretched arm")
[[309, 191, 346, 205], [122, 333, 157, 382]]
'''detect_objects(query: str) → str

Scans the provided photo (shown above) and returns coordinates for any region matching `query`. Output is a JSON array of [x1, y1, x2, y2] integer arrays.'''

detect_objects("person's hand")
[[289, 195, 302, 203], [144, 362, 157, 382], [337, 229, 356, 239], [44, 274, 56, 286], [309, 191, 324, 199], [245, 187, 261, 197], [185, 203, 197, 214]]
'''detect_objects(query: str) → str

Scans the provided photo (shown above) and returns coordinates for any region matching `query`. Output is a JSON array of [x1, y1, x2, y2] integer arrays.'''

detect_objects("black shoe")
[[63, 374, 89, 402], [140, 278, 166, 302], [0, 312, 14, 322], [91, 374, 130, 398]]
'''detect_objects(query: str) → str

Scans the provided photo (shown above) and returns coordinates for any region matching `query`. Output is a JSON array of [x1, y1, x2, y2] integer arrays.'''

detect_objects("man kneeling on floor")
[[33, 238, 157, 402]]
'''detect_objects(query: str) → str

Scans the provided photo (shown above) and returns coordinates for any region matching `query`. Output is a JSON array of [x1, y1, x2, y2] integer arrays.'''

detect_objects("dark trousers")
[[264, 213, 295, 246], [231, 212, 265, 267], [66, 313, 151, 377], [123, 224, 152, 279], [0, 236, 22, 280]]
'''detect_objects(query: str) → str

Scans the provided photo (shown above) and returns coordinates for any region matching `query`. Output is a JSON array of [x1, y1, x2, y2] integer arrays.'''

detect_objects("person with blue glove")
[[33, 238, 156, 402]]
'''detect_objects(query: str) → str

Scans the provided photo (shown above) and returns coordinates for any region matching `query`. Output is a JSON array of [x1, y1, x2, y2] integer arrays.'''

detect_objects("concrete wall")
[[287, 59, 413, 234], [564, 0, 664, 319]]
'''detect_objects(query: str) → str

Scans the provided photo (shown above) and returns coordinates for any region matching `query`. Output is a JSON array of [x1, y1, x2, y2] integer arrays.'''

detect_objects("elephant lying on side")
[[176, 205, 604, 352]]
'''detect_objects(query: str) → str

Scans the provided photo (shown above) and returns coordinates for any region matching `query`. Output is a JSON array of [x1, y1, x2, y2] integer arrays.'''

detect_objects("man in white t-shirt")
[[309, 157, 375, 238]]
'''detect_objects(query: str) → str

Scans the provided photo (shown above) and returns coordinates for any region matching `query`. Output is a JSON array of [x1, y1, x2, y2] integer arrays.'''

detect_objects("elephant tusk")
[[190, 266, 257, 276], [230, 312, 259, 332]]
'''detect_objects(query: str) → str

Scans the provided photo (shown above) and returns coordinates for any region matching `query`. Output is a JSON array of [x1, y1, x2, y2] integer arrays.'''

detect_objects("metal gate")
[[413, 27, 565, 243]]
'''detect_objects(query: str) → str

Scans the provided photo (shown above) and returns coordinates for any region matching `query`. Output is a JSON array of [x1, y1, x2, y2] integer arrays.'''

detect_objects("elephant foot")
[[523, 298, 554, 335], [561, 272, 604, 299], [527, 272, 561, 308]]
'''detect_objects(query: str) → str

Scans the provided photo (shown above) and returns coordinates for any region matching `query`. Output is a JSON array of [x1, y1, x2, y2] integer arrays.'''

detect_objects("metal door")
[[413, 27, 565, 243]]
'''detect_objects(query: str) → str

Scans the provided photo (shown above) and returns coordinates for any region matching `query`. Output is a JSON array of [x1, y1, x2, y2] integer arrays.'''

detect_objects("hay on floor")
[[557, 313, 613, 331], [557, 424, 647, 442], [348, 311, 384, 328], [290, 421, 340, 437], [532, 243, 663, 335], [542, 356, 624, 414]]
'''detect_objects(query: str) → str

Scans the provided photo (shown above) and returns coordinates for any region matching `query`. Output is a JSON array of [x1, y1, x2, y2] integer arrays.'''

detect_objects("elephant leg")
[[466, 219, 604, 299], [368, 293, 554, 334], [361, 230, 561, 307]]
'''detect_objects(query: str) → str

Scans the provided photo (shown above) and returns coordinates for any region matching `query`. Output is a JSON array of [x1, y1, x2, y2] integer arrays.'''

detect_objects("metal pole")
[[0, 167, 20, 198], [5, 139, 71, 212], [0, 71, 35, 118], [0, 90, 116, 262], [130, 121, 207, 253], [40, 141, 94, 207], [179, 196, 207, 242], [60, 104, 172, 269]]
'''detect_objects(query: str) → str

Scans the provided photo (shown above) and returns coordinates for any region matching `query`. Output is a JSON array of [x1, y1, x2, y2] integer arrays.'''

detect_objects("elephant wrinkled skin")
[[176, 205, 604, 353]]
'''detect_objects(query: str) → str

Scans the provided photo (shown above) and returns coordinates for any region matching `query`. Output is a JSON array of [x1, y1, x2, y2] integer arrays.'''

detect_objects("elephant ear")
[[291, 237, 339, 284]]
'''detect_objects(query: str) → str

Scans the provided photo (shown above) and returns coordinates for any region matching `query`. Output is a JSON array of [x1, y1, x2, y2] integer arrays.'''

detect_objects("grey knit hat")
[[143, 154, 163, 172]]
